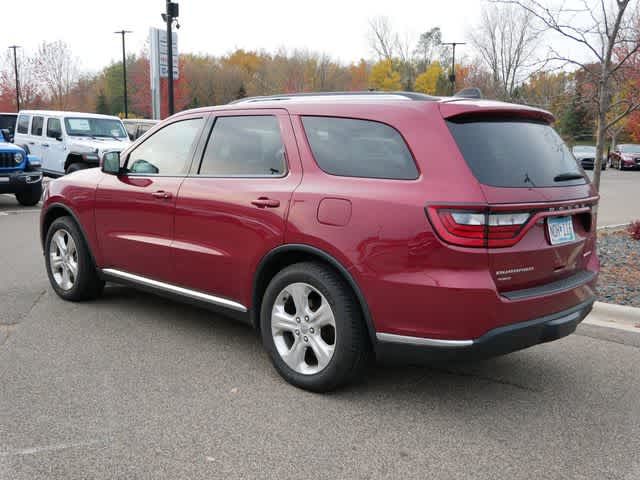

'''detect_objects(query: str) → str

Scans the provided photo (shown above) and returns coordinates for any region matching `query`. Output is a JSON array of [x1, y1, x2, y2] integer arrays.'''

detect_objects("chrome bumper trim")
[[101, 268, 248, 313], [376, 332, 473, 348]]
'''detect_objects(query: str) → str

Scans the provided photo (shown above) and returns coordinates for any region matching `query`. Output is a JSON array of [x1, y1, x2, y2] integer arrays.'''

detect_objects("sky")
[[4, 0, 484, 72]]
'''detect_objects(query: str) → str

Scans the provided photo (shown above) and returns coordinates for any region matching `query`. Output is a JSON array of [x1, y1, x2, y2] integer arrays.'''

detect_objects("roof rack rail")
[[229, 91, 439, 104]]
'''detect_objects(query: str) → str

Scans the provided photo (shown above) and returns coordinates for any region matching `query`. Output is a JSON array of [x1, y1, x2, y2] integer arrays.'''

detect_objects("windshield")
[[64, 117, 127, 139], [618, 144, 640, 153], [572, 146, 595, 154], [447, 118, 586, 188]]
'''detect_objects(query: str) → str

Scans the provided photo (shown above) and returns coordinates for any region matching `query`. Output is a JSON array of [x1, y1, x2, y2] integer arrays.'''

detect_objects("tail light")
[[426, 207, 531, 248]]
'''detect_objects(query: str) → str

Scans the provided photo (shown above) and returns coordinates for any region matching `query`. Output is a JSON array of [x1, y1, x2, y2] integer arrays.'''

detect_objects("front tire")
[[15, 184, 42, 206], [44, 217, 105, 301], [260, 262, 370, 392]]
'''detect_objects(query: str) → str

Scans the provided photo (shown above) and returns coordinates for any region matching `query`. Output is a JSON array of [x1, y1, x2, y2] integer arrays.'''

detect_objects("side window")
[[46, 118, 62, 138], [301, 116, 418, 180], [126, 118, 204, 175], [138, 124, 152, 138], [31, 116, 44, 136], [17, 115, 30, 135], [124, 123, 136, 140], [198, 116, 286, 176]]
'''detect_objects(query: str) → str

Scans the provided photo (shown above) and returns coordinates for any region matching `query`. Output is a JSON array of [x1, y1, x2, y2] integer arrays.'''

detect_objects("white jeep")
[[13, 110, 131, 176]]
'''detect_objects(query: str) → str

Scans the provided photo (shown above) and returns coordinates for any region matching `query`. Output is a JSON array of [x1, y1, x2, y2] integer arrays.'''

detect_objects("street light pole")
[[163, 1, 179, 116], [114, 30, 132, 118], [442, 41, 466, 96], [8, 45, 21, 112]]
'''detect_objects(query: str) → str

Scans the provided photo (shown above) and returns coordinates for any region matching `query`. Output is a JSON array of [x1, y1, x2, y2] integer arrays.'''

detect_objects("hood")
[[67, 136, 131, 154], [0, 141, 24, 154]]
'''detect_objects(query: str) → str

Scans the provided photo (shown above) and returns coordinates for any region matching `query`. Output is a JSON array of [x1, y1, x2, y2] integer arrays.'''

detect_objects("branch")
[[492, 0, 604, 61], [605, 101, 640, 130]]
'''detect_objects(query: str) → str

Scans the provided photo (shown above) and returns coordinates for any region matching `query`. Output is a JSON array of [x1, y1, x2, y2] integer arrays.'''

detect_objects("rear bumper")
[[0, 170, 43, 194], [375, 297, 594, 364]]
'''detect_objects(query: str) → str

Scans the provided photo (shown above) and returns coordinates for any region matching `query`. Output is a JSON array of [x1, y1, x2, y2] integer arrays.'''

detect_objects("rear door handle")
[[152, 190, 172, 200], [42, 143, 50, 147], [251, 197, 280, 208], [28, 141, 35, 145]]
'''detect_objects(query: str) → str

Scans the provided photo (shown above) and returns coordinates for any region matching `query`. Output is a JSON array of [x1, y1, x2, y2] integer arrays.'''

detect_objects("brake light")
[[427, 207, 530, 248]]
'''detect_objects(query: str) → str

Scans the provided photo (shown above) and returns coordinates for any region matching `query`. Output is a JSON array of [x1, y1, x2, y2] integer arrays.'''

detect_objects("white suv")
[[13, 110, 131, 176]]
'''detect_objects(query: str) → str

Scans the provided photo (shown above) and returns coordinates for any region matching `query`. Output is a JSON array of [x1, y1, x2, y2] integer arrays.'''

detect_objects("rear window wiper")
[[554, 172, 584, 181]]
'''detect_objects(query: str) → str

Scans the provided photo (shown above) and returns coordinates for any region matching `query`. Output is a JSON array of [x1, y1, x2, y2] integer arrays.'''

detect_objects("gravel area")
[[597, 229, 640, 307]]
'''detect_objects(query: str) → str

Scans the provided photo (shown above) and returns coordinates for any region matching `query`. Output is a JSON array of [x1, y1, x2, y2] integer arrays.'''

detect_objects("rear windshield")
[[447, 118, 586, 188]]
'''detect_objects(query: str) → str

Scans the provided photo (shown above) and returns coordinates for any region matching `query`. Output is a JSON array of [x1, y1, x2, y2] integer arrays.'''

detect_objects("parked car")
[[122, 118, 159, 141], [0, 131, 43, 206], [609, 143, 640, 170], [572, 145, 606, 170], [40, 92, 599, 392], [0, 112, 17, 142], [13, 110, 130, 176]]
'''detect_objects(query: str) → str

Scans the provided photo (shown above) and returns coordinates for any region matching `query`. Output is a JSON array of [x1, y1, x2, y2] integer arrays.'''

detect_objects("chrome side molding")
[[101, 268, 248, 313], [376, 332, 473, 348]]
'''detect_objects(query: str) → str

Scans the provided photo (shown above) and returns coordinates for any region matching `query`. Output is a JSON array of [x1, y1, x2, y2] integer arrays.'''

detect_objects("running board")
[[101, 268, 248, 313]]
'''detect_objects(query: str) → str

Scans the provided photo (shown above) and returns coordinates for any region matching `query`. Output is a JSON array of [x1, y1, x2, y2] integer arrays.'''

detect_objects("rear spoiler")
[[439, 100, 555, 124]]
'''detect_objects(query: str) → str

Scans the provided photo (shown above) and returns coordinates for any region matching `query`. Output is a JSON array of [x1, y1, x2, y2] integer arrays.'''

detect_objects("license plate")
[[547, 216, 575, 245], [0, 177, 9, 183]]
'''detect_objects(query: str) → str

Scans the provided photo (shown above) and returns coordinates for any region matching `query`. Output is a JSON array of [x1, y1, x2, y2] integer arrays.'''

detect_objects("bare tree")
[[0, 50, 42, 109], [368, 17, 397, 61], [414, 27, 443, 73], [34, 40, 79, 110], [469, 3, 541, 99], [497, 0, 640, 191]]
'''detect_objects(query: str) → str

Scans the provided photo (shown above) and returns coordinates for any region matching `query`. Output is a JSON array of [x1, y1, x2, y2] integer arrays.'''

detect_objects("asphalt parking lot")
[[1, 169, 639, 479], [586, 168, 640, 226]]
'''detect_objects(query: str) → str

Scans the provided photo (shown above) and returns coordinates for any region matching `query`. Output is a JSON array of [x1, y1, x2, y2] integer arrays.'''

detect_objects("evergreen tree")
[[560, 92, 591, 142], [95, 91, 108, 114]]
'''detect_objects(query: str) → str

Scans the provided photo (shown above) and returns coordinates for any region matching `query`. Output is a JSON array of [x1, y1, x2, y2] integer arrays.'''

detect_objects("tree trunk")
[[593, 67, 611, 192]]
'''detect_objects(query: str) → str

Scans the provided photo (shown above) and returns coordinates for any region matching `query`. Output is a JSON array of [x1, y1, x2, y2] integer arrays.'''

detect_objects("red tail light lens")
[[427, 207, 530, 248]]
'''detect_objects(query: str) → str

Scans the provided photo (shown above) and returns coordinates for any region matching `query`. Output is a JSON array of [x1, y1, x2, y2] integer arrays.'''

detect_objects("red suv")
[[40, 92, 599, 391]]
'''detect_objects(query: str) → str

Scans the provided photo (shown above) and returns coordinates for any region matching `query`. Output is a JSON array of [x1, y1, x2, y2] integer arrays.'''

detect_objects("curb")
[[583, 301, 640, 332], [597, 223, 630, 230]]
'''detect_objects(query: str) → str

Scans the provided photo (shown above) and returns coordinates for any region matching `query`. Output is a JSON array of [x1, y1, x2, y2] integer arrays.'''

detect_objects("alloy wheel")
[[49, 229, 78, 291], [271, 282, 337, 375]]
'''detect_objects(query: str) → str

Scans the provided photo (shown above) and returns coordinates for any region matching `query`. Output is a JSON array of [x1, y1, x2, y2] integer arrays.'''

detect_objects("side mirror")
[[101, 151, 121, 175], [54, 133, 63, 141], [1, 129, 11, 142]]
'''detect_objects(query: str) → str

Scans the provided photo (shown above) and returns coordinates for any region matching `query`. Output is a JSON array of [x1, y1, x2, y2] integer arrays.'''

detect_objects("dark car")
[[572, 145, 606, 170], [40, 92, 599, 392], [609, 143, 640, 170]]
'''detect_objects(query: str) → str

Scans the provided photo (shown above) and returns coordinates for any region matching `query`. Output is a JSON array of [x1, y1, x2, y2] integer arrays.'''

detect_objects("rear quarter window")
[[446, 118, 586, 188], [301, 116, 418, 180]]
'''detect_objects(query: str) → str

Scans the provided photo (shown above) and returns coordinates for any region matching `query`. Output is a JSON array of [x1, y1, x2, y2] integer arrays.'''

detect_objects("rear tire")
[[44, 216, 105, 301], [66, 162, 88, 174], [260, 262, 371, 392], [15, 184, 42, 206]]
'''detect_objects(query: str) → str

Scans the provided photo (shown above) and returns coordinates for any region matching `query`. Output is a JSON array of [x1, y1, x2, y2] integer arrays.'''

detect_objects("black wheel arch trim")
[[41, 202, 99, 268], [252, 244, 377, 344]]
